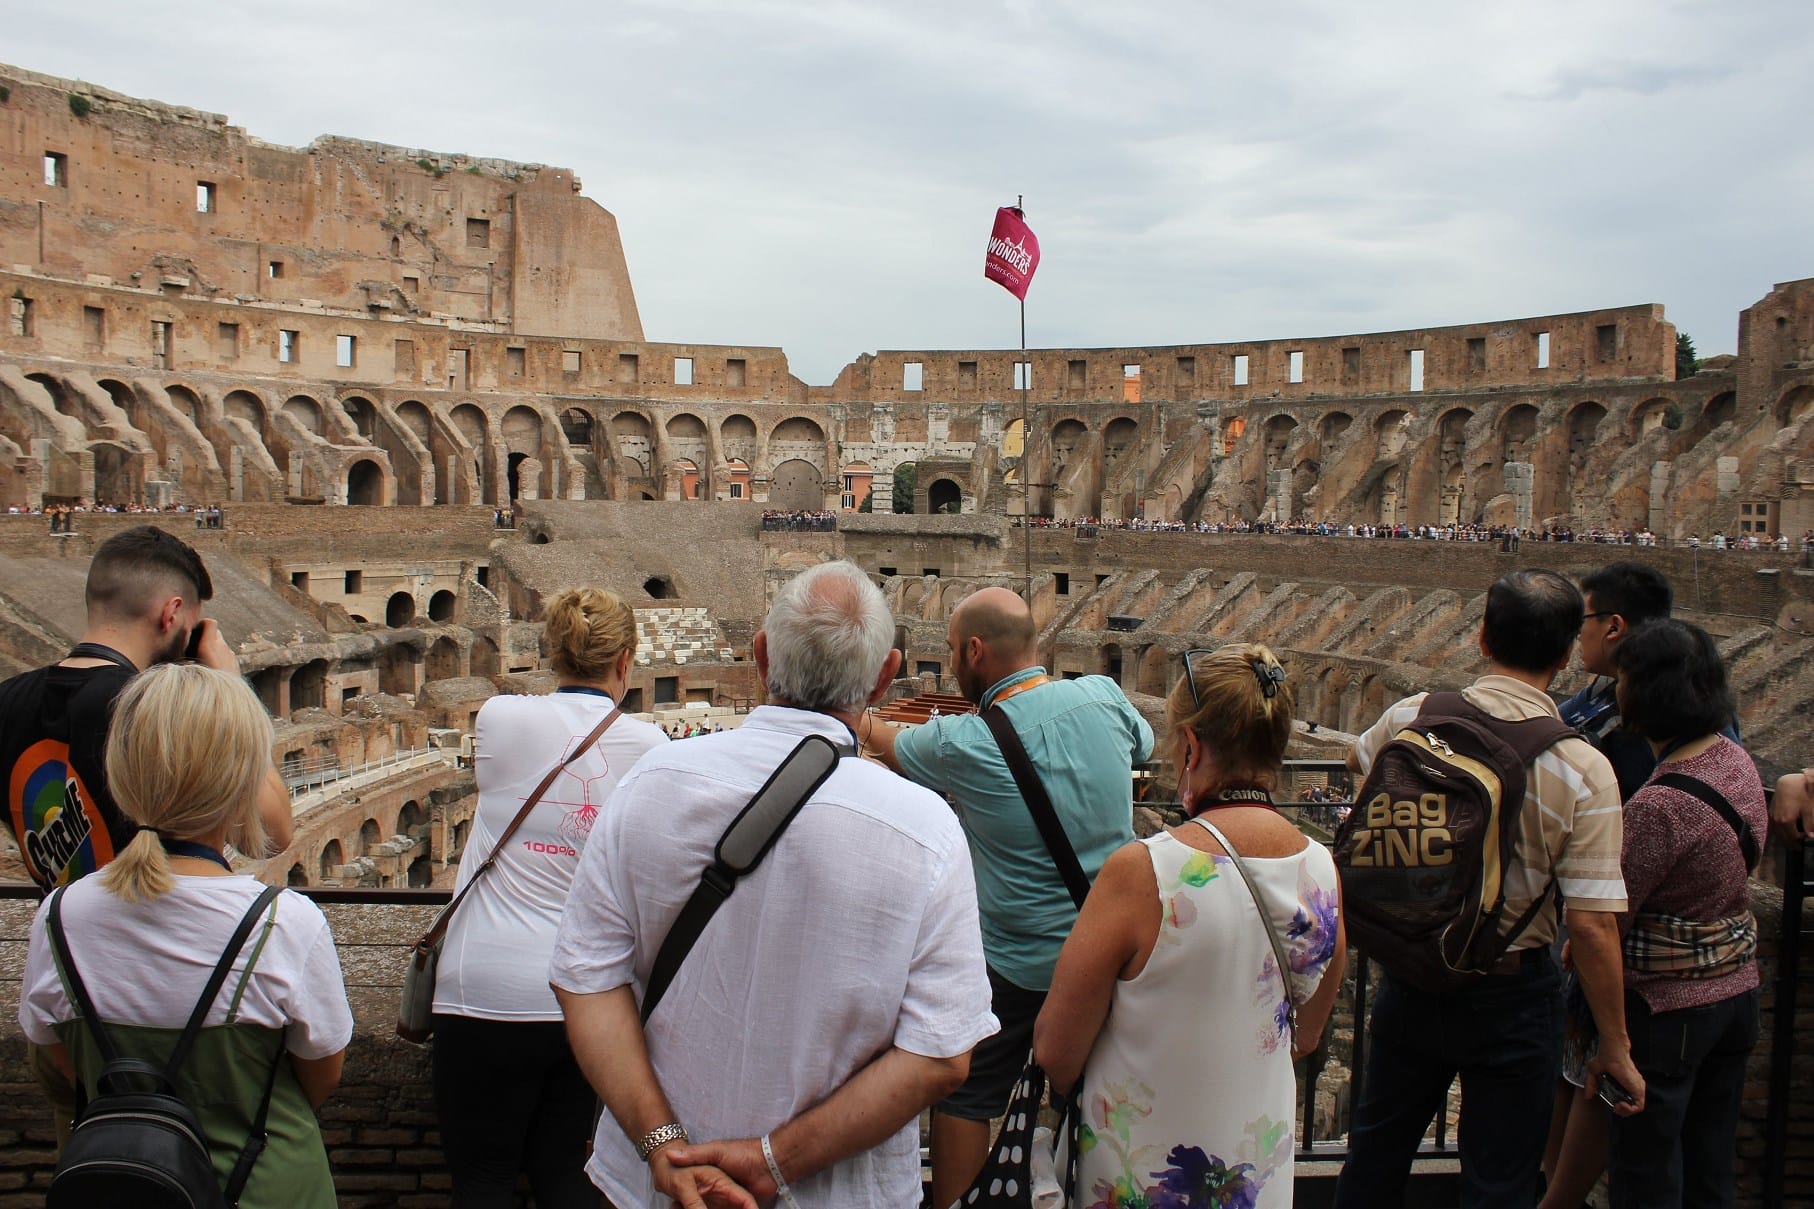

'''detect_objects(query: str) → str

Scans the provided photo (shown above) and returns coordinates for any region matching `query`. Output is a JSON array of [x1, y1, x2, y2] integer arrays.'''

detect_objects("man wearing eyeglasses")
[[861, 586, 1152, 1209], [1558, 562, 1677, 800]]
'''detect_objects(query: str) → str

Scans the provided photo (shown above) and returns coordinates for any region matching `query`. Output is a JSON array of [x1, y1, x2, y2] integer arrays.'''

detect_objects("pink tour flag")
[[984, 206, 1040, 301]]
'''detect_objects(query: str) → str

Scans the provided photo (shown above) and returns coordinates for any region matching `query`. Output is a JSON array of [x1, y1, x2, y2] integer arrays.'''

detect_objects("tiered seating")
[[635, 607, 734, 666], [871, 692, 975, 725]]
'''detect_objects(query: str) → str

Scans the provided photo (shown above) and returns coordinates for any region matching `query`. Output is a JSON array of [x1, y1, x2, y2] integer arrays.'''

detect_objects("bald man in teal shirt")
[[863, 587, 1152, 1207]]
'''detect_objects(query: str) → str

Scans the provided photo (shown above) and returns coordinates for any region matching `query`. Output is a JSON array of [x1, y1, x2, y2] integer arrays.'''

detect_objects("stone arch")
[[282, 394, 324, 436], [1500, 404, 1540, 463], [471, 636, 500, 678], [398, 800, 427, 833], [396, 400, 432, 442], [769, 416, 827, 450], [408, 856, 433, 887], [1629, 396, 1675, 439], [1373, 409, 1411, 460], [341, 395, 378, 441], [224, 389, 265, 432], [1102, 416, 1139, 465], [1220, 415, 1247, 456], [319, 839, 344, 883], [285, 863, 307, 887], [359, 817, 383, 855], [1263, 414, 1299, 468], [165, 383, 202, 426], [25, 373, 79, 419], [426, 637, 460, 681], [1567, 402, 1606, 458], [1777, 384, 1814, 428], [289, 660, 327, 712], [1103, 642, 1124, 684], [927, 477, 962, 514], [386, 591, 415, 627], [612, 411, 654, 476], [720, 413, 758, 463], [769, 459, 823, 511], [1051, 419, 1089, 470], [1703, 391, 1737, 429], [1319, 412, 1353, 447], [560, 407, 594, 446], [95, 377, 136, 416], [89, 442, 139, 507], [1440, 463, 1467, 525], [724, 457, 752, 501], [450, 403, 489, 448], [429, 589, 456, 622], [671, 457, 701, 500], [346, 458, 384, 505], [502, 405, 543, 454]]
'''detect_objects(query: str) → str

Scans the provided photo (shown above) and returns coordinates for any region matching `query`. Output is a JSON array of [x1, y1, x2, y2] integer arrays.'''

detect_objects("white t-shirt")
[[20, 874, 353, 1061], [549, 705, 998, 1209], [434, 690, 667, 1020]]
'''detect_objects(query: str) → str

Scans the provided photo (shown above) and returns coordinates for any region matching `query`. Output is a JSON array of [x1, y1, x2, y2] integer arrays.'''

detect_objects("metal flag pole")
[[1018, 194, 1031, 599]]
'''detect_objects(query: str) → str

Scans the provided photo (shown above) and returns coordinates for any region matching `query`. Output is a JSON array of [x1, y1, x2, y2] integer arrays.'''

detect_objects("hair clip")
[[1251, 659, 1285, 699]]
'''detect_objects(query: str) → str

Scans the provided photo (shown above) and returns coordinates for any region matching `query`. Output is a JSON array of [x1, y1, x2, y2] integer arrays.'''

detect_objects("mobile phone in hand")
[[185, 624, 205, 661], [1596, 1074, 1636, 1110]]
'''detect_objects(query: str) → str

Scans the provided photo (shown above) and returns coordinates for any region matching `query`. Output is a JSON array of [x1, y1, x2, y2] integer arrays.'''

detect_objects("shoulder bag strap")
[[164, 884, 285, 1079], [1191, 818, 1298, 1052], [981, 706, 1090, 909], [1651, 771, 1760, 869], [46, 885, 120, 1066], [414, 706, 622, 950], [640, 734, 847, 1024]]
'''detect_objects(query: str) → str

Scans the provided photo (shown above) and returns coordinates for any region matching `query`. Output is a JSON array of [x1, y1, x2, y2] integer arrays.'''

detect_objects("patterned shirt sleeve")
[[1550, 740, 1627, 911]]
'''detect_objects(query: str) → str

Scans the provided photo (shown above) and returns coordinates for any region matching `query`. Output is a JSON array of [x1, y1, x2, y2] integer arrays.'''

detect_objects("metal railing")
[[282, 745, 445, 797]]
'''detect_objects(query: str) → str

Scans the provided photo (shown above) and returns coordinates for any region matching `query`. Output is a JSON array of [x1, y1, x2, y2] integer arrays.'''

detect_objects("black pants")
[[1334, 955, 1564, 1209], [431, 1013, 599, 1208], [1608, 987, 1759, 1209]]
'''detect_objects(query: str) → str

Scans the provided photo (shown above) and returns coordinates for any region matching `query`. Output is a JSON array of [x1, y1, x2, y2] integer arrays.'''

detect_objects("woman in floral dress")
[[1035, 643, 1345, 1208]]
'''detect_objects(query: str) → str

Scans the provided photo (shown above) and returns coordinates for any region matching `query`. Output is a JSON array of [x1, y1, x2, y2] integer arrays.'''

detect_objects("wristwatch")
[[636, 1122, 688, 1161]]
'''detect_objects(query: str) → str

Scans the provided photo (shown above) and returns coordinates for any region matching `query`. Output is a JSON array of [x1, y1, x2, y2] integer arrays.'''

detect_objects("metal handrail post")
[[1763, 839, 1807, 1209]]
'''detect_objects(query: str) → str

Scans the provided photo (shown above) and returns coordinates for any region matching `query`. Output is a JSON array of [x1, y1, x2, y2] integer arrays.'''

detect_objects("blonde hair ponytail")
[[100, 664, 273, 903]]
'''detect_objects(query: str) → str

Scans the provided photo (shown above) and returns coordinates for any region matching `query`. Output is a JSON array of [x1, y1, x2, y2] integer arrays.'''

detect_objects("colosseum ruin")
[[1, 62, 1811, 1205]]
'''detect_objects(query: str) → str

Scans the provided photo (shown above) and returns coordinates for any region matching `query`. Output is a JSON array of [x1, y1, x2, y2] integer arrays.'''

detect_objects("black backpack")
[[1332, 692, 1576, 992], [46, 884, 286, 1209]]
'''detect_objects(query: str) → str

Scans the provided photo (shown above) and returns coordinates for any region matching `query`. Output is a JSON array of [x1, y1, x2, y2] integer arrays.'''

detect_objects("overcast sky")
[[10, 1, 1811, 384]]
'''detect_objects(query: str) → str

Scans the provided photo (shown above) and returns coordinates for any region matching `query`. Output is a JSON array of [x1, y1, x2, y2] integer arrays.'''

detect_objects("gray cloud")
[[7, 0, 1809, 381]]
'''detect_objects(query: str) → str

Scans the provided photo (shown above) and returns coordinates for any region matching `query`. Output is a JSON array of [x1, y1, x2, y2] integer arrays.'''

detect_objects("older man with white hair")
[[551, 560, 997, 1209]]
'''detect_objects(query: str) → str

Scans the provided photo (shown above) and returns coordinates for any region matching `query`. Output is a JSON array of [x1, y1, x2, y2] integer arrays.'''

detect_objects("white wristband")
[[761, 1133, 803, 1209]]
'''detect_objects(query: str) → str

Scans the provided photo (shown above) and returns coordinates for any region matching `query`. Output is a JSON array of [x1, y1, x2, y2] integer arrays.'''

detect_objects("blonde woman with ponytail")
[[431, 586, 668, 1207], [1033, 644, 1346, 1208], [19, 664, 351, 1207]]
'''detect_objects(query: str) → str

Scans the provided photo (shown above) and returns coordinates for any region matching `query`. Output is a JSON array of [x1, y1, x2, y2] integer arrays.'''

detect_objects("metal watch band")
[[636, 1122, 689, 1161]]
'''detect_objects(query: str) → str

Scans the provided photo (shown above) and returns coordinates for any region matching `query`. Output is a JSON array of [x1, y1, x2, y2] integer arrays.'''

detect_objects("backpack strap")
[[224, 895, 283, 1024], [46, 886, 121, 1068], [1650, 772, 1759, 870], [980, 706, 1091, 909], [65, 642, 138, 673], [1419, 691, 1580, 768], [163, 885, 286, 1080], [640, 734, 848, 1023], [221, 1026, 287, 1207]]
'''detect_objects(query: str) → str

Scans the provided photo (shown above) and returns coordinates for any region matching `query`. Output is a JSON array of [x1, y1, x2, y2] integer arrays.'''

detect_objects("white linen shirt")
[[549, 705, 998, 1209]]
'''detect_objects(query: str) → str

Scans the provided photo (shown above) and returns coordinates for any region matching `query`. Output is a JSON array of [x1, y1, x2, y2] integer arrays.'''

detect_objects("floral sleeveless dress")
[[1071, 821, 1340, 1208]]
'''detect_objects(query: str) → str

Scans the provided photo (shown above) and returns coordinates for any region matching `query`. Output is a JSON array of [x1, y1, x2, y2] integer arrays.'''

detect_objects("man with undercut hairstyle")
[[0, 524, 294, 1147], [864, 585, 1153, 1208]]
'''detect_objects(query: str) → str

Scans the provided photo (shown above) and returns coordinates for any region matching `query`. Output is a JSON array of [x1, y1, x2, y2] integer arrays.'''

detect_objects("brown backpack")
[[1333, 692, 1576, 991]]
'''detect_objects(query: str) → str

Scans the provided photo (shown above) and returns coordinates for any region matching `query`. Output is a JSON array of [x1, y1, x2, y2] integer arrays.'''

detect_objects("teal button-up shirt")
[[893, 667, 1153, 990]]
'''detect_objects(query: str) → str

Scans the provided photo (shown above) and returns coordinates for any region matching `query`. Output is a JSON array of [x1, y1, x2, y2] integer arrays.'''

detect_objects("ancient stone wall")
[[0, 64, 640, 342]]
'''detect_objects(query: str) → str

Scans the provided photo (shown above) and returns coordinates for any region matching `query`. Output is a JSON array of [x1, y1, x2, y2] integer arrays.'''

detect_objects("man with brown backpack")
[[1332, 569, 1645, 1208]]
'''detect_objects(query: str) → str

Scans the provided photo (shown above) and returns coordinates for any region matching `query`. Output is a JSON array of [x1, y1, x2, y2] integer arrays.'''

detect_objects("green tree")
[[1676, 332, 1699, 380], [892, 463, 916, 514]]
